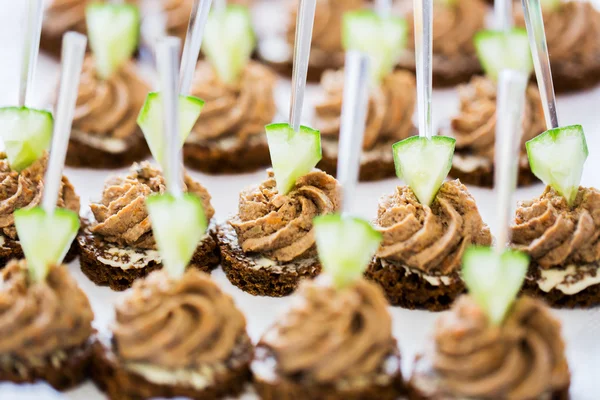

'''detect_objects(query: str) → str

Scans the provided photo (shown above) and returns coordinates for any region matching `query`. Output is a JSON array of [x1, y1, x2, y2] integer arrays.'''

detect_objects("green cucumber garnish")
[[14, 207, 80, 282], [475, 28, 533, 81], [314, 214, 382, 288], [0, 107, 53, 172], [526, 125, 588, 206], [462, 246, 529, 325], [146, 193, 207, 278], [86, 3, 140, 79], [202, 5, 256, 84], [392, 136, 456, 207], [541, 0, 560, 11], [137, 92, 204, 165], [342, 10, 407, 83], [266, 123, 322, 195]]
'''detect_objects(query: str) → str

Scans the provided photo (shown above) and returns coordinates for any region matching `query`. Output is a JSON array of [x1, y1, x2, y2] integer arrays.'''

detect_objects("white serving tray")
[[1, 1, 599, 399]]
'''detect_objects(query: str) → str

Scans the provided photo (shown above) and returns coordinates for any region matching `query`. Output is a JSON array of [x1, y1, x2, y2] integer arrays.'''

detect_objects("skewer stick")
[[18, 0, 43, 107], [414, 0, 433, 139]]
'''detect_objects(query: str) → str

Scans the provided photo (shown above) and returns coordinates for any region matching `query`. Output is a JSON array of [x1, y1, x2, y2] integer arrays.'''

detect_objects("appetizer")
[[40, 0, 88, 57]]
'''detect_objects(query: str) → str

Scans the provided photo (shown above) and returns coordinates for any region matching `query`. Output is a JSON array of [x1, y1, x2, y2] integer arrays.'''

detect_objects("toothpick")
[[375, 0, 392, 17], [337, 52, 370, 215], [42, 32, 87, 214], [494, 69, 528, 252], [289, 0, 317, 131], [414, 0, 433, 139], [178, 0, 213, 95], [157, 37, 184, 197], [18, 0, 43, 107], [495, 0, 513, 32], [214, 0, 227, 16], [521, 0, 558, 130]]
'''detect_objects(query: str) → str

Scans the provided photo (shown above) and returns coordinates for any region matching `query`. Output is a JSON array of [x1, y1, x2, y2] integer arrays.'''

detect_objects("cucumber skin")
[[474, 28, 532, 81]]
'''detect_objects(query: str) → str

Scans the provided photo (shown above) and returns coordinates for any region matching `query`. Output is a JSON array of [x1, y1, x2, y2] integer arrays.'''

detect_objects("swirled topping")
[[375, 180, 492, 274], [405, 0, 486, 58], [42, 0, 87, 37], [516, 1, 600, 67], [286, 0, 362, 54], [72, 57, 149, 142], [187, 61, 277, 143], [511, 186, 600, 268], [315, 69, 416, 149], [90, 162, 214, 249], [0, 153, 80, 240], [430, 295, 570, 399], [230, 170, 341, 262], [260, 276, 395, 383], [450, 76, 545, 160], [0, 260, 94, 359], [113, 268, 247, 368]]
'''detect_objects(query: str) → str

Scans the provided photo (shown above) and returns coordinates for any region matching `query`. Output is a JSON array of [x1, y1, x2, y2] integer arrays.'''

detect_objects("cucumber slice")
[[526, 125, 588, 206], [137, 92, 204, 165], [462, 246, 529, 325], [146, 193, 207, 279], [314, 214, 382, 288], [392, 136, 456, 207], [475, 28, 533, 81], [434, 0, 457, 6], [202, 5, 256, 84], [86, 3, 140, 79], [265, 123, 322, 195], [540, 0, 560, 11], [14, 207, 80, 282], [342, 10, 407, 83], [0, 107, 53, 172]]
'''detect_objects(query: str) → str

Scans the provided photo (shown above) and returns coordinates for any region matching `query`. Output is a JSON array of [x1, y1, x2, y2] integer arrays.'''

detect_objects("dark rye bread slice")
[[521, 263, 600, 308], [65, 130, 150, 169], [550, 62, 600, 94], [448, 157, 539, 188], [78, 225, 220, 291], [183, 136, 271, 174], [0, 235, 79, 269], [91, 335, 253, 400], [0, 337, 94, 391], [217, 223, 321, 297], [252, 345, 405, 400], [397, 60, 482, 88], [365, 258, 465, 311]]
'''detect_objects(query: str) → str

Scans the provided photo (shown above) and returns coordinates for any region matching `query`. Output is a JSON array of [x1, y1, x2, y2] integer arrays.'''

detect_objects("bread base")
[[183, 139, 271, 174], [217, 223, 321, 297], [551, 62, 600, 94], [365, 258, 464, 311], [0, 338, 94, 391], [521, 263, 600, 308], [66, 131, 150, 169], [0, 235, 78, 269], [449, 160, 539, 188], [78, 226, 220, 291], [91, 336, 252, 400]]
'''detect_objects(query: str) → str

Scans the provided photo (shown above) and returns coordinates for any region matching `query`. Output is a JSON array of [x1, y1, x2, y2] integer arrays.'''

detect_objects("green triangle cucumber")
[[475, 28, 533, 81], [14, 207, 80, 282], [342, 10, 407, 83], [462, 246, 529, 325], [540, 0, 560, 11], [137, 92, 205, 165], [526, 125, 588, 206], [314, 214, 382, 288], [0, 107, 53, 172], [265, 123, 322, 195], [146, 193, 208, 279], [392, 136, 456, 207], [202, 5, 256, 84], [86, 3, 140, 79]]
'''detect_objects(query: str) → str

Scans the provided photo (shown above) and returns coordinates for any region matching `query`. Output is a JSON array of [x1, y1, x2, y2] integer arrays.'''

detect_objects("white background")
[[0, 0, 600, 399]]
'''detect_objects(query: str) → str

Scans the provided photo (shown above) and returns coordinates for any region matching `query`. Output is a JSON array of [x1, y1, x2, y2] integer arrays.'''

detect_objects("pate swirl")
[[449, 76, 545, 161], [0, 260, 94, 359], [260, 277, 395, 383], [0, 153, 80, 240], [375, 180, 491, 274], [431, 295, 570, 399], [42, 0, 87, 37], [113, 268, 247, 368], [90, 162, 214, 249], [187, 62, 277, 143], [230, 170, 341, 262], [511, 186, 600, 268], [315, 69, 416, 149], [72, 57, 149, 141]]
